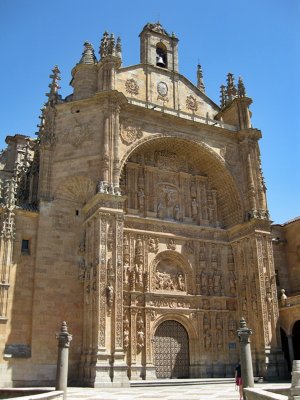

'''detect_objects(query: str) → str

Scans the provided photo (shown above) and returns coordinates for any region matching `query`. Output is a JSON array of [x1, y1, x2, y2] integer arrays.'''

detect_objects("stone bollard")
[[289, 360, 300, 400], [237, 317, 254, 399], [56, 321, 72, 400]]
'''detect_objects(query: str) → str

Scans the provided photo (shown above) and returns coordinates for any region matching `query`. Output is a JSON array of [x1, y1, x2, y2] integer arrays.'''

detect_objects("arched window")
[[156, 42, 167, 68]]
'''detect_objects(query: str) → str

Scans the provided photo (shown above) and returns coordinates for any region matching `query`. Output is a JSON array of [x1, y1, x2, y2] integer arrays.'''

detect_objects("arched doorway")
[[153, 320, 189, 379], [292, 320, 300, 359]]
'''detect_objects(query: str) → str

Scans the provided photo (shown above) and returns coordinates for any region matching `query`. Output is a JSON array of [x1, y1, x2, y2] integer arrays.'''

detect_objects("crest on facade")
[[186, 95, 198, 111], [125, 79, 139, 95], [120, 119, 143, 145], [157, 81, 169, 102]]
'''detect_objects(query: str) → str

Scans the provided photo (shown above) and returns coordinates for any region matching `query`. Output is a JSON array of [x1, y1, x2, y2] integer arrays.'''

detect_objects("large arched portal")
[[154, 320, 189, 379]]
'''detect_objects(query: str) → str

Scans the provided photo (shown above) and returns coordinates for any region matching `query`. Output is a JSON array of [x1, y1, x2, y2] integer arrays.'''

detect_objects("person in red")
[[235, 362, 243, 400]]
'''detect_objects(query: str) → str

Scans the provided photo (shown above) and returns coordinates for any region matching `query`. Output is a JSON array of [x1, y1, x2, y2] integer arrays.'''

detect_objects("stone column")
[[56, 321, 72, 400], [289, 360, 300, 400], [287, 335, 295, 369], [237, 317, 254, 398]]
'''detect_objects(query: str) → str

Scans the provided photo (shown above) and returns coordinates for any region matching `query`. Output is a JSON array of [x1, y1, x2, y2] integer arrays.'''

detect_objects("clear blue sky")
[[1, 0, 299, 224]]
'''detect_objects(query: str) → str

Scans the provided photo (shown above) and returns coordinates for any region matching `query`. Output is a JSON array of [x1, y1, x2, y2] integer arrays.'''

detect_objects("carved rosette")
[[125, 78, 139, 95], [120, 119, 143, 145], [186, 95, 198, 111]]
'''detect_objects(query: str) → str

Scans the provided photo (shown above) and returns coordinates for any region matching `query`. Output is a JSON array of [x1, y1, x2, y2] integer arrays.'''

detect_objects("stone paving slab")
[[67, 382, 290, 400]]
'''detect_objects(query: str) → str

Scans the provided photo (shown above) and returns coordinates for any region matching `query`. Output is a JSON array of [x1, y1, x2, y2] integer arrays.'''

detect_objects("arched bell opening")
[[156, 42, 167, 68]]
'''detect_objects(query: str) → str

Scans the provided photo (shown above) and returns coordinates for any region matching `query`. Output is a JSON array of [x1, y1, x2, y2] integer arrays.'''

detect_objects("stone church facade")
[[0, 22, 295, 387]]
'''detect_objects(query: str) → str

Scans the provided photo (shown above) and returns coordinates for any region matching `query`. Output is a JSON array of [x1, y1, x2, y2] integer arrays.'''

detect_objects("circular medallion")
[[157, 81, 168, 97]]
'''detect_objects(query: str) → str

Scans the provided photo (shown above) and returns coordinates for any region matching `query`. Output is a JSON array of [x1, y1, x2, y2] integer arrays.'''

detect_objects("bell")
[[156, 55, 165, 67]]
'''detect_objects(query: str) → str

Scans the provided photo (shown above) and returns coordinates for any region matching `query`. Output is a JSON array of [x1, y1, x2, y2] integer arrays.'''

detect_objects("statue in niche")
[[191, 198, 198, 219], [123, 255, 130, 284], [211, 246, 218, 268], [204, 332, 211, 349], [208, 272, 214, 295], [201, 270, 208, 295], [203, 314, 210, 332], [157, 202, 164, 219], [137, 328, 145, 350], [135, 262, 143, 285], [199, 246, 206, 268], [173, 204, 180, 221], [213, 271, 222, 295], [106, 283, 114, 307], [280, 289, 287, 307], [164, 187, 172, 207], [107, 258, 114, 276], [242, 297, 247, 312], [135, 235, 143, 256], [177, 273, 185, 291], [229, 271, 237, 295], [216, 329, 223, 350], [252, 295, 258, 315], [137, 188, 145, 211]]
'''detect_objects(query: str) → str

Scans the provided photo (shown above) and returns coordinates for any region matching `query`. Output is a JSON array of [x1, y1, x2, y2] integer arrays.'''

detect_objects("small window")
[[21, 239, 30, 254], [75, 210, 79, 216]]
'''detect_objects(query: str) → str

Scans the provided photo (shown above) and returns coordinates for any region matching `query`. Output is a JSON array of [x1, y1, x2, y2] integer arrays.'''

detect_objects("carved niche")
[[152, 257, 186, 292]]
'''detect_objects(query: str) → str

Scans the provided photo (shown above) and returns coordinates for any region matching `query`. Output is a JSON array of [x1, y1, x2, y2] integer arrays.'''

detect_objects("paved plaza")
[[67, 381, 289, 400]]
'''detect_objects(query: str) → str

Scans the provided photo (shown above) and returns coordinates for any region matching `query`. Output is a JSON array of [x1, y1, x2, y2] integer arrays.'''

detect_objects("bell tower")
[[140, 22, 179, 72]]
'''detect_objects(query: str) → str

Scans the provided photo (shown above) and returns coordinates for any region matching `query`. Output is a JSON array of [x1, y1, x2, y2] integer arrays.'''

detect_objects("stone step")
[[130, 378, 236, 387]]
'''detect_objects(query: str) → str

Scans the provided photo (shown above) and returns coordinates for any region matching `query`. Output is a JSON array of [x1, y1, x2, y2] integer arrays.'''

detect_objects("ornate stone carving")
[[120, 119, 143, 145], [167, 238, 176, 250], [186, 95, 198, 111], [125, 78, 139, 95], [123, 313, 130, 351], [106, 282, 114, 308], [148, 237, 159, 253], [155, 270, 185, 291], [136, 313, 145, 351], [184, 241, 194, 254]]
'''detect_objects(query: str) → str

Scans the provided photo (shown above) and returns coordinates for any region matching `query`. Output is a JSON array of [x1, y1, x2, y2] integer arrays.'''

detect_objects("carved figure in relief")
[[157, 202, 164, 219], [106, 283, 114, 307], [203, 314, 210, 332], [123, 316, 130, 350], [167, 239, 176, 250], [242, 297, 247, 312], [137, 188, 145, 211], [199, 247, 206, 268], [173, 204, 180, 221], [191, 198, 198, 219]]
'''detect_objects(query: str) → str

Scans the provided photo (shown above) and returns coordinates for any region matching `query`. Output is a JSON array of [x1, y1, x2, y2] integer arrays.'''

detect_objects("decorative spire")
[[238, 76, 246, 97], [197, 64, 205, 93], [116, 36, 122, 59], [220, 84, 227, 108], [79, 41, 97, 64], [46, 66, 61, 105], [226, 72, 237, 102], [99, 32, 122, 61]]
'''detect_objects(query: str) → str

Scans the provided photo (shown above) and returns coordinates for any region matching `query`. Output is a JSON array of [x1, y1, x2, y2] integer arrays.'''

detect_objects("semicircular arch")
[[119, 135, 244, 227]]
